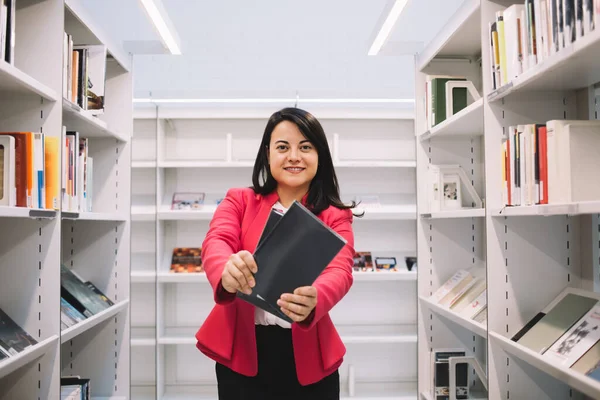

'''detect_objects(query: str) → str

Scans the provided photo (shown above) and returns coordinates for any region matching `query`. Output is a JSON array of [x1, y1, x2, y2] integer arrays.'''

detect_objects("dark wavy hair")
[[251, 107, 358, 216]]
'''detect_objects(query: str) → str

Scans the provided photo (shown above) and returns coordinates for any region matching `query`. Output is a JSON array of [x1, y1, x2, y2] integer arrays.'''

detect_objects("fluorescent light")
[[133, 98, 415, 104], [368, 0, 410, 56], [139, 0, 181, 55]]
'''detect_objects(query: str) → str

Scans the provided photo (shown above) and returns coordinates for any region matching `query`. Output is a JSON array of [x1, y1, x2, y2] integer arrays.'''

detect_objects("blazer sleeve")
[[201, 188, 245, 305], [296, 208, 355, 331]]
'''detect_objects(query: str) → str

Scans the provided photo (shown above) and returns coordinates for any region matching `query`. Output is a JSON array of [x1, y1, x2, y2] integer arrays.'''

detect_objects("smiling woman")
[[195, 107, 359, 399]]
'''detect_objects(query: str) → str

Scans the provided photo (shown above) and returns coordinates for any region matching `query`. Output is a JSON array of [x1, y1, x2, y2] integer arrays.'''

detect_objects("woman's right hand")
[[221, 250, 258, 295]]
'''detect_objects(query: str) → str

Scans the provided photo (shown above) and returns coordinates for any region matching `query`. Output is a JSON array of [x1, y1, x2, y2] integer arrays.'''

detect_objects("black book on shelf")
[[61, 264, 111, 317], [236, 201, 347, 324], [0, 308, 38, 356]]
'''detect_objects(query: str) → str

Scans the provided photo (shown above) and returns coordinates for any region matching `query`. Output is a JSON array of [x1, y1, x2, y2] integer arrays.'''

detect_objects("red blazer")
[[195, 187, 355, 385]]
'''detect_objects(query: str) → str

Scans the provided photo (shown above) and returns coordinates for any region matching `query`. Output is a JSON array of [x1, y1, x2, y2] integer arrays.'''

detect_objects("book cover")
[[237, 202, 346, 323], [61, 264, 111, 316], [543, 302, 600, 367], [0, 308, 37, 356], [516, 294, 598, 352], [170, 247, 203, 273]]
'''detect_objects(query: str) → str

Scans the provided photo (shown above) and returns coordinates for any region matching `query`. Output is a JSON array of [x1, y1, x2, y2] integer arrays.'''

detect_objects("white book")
[[534, 0, 545, 63], [546, 120, 600, 204], [504, 5, 525, 81], [541, 0, 551, 58], [543, 302, 600, 367], [520, 9, 530, 72], [0, 135, 15, 206], [458, 289, 488, 319], [430, 270, 473, 305], [563, 123, 600, 203], [450, 278, 486, 312]]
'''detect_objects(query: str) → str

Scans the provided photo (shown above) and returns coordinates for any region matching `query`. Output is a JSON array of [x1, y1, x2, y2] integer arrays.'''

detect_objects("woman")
[[195, 107, 357, 399]]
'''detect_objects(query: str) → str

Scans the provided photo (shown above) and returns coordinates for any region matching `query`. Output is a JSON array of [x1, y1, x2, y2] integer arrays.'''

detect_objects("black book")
[[61, 264, 111, 317], [0, 308, 38, 356], [236, 201, 347, 324]]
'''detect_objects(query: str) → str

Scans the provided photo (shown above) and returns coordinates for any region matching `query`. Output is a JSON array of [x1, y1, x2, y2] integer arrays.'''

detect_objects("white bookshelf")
[[415, 1, 488, 399], [415, 1, 600, 400], [0, 1, 132, 399], [131, 110, 418, 399]]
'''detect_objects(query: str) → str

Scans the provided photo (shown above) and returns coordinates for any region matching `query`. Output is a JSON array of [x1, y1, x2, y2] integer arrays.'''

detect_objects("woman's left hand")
[[277, 286, 318, 322]]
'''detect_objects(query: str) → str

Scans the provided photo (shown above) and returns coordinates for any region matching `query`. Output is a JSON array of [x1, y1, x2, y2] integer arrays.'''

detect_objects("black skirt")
[[215, 324, 340, 400]]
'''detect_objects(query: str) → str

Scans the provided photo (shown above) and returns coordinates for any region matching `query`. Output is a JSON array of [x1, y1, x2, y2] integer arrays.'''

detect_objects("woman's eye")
[[276, 145, 287, 151], [301, 145, 312, 151]]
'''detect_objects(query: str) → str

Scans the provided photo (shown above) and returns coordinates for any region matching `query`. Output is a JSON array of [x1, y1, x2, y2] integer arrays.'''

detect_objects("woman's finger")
[[230, 254, 255, 288], [280, 293, 313, 307]]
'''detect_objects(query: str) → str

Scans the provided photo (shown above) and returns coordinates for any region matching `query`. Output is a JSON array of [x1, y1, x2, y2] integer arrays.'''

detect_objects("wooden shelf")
[[419, 98, 484, 140], [419, 296, 487, 338], [61, 300, 129, 343], [490, 332, 600, 400]]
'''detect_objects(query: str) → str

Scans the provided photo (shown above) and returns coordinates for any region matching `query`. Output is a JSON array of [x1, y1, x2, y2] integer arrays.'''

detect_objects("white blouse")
[[254, 201, 292, 329]]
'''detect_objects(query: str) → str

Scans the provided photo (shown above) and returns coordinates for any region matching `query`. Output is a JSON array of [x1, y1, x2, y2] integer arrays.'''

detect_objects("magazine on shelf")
[[0, 308, 38, 356]]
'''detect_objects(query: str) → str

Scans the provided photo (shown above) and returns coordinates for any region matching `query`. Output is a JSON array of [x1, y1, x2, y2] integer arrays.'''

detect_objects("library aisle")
[[3, 1, 600, 400]]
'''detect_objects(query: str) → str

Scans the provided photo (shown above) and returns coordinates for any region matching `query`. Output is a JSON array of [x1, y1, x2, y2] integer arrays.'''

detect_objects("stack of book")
[[489, 2, 600, 91], [429, 269, 488, 324], [501, 120, 600, 207]]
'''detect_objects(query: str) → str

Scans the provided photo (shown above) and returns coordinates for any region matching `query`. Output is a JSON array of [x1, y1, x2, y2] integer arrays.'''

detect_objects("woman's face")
[[268, 120, 318, 192]]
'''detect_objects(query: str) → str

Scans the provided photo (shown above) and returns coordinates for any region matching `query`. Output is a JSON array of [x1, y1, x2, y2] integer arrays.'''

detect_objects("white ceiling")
[[81, 0, 465, 101]]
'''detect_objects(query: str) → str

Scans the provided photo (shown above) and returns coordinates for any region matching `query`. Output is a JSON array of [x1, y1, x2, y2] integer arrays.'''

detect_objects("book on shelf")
[[60, 297, 87, 330], [0, 0, 15, 65], [425, 75, 468, 130], [429, 269, 488, 323], [170, 247, 203, 273], [0, 132, 60, 210], [62, 130, 93, 213], [431, 348, 469, 400], [428, 164, 482, 213], [60, 264, 113, 317], [501, 120, 600, 207], [61, 376, 90, 400], [0, 135, 15, 206], [63, 34, 107, 115], [542, 302, 600, 367], [171, 192, 206, 210], [489, 1, 600, 90], [236, 201, 347, 324], [0, 308, 38, 356], [353, 251, 374, 272], [512, 291, 598, 352]]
